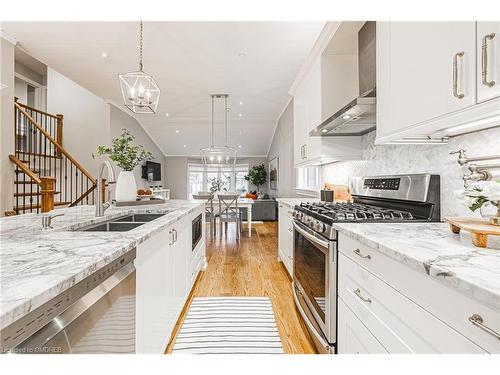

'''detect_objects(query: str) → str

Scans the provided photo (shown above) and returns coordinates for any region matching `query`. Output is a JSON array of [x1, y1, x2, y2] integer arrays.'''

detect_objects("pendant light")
[[119, 21, 160, 114], [201, 94, 238, 166]]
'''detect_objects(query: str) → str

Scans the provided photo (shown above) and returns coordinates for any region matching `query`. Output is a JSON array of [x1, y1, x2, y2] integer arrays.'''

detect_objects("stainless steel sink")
[[75, 213, 166, 232], [113, 213, 166, 223], [81, 222, 145, 232]]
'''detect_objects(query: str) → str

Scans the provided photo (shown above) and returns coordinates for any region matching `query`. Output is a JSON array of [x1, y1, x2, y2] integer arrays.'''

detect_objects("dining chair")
[[193, 193, 217, 237], [217, 193, 242, 239]]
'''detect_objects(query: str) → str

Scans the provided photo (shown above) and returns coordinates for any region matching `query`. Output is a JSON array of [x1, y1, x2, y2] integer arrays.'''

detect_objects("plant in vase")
[[97, 129, 153, 202], [208, 177, 228, 194], [454, 180, 500, 225], [244, 164, 267, 195]]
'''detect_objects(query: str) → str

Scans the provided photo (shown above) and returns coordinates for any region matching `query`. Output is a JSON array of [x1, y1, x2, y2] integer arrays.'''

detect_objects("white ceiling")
[[2, 22, 324, 156]]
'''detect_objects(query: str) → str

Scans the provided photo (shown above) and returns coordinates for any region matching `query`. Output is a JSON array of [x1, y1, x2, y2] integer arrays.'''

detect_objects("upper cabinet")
[[292, 22, 364, 167], [477, 22, 500, 103], [376, 22, 500, 144]]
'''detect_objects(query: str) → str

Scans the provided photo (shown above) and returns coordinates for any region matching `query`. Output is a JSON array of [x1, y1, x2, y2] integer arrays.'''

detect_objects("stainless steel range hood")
[[311, 21, 376, 137]]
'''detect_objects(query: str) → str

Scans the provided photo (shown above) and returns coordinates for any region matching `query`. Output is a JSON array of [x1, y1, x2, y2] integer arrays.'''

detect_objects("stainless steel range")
[[291, 174, 440, 354]]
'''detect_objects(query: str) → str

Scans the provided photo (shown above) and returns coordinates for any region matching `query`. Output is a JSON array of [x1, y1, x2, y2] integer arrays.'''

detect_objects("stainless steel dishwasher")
[[2, 249, 136, 354]]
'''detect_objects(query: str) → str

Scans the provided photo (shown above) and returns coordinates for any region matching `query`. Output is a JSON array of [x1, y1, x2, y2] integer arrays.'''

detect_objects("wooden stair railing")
[[12, 100, 98, 214]]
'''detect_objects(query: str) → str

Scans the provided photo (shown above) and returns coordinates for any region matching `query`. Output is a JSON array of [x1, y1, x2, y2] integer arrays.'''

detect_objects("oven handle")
[[293, 220, 329, 249], [292, 284, 330, 352]]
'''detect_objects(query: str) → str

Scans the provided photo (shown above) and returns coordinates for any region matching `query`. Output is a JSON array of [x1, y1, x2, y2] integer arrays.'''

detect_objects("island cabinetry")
[[135, 206, 205, 353]]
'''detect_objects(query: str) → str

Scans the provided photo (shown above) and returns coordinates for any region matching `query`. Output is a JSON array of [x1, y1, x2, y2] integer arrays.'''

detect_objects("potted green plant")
[[244, 164, 267, 195], [97, 129, 153, 202]]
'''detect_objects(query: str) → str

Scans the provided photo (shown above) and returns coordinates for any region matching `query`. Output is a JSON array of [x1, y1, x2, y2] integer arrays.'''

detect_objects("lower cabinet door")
[[338, 298, 388, 354]]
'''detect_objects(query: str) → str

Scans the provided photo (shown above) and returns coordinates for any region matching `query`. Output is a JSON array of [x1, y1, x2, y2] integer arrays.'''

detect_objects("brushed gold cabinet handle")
[[354, 288, 372, 303], [453, 51, 465, 99], [482, 33, 496, 88], [468, 314, 500, 340], [353, 248, 371, 259]]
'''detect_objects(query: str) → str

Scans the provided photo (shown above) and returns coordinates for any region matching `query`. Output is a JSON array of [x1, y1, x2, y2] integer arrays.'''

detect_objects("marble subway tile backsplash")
[[322, 126, 500, 219]]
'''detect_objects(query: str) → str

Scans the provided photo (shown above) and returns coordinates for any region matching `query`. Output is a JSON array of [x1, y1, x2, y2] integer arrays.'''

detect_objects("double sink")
[[77, 213, 166, 232]]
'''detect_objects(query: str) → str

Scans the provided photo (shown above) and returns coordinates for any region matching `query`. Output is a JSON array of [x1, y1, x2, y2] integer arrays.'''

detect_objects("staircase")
[[10, 99, 99, 215]]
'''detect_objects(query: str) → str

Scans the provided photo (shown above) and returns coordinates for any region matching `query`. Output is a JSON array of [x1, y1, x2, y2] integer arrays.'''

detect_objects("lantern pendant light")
[[119, 21, 160, 114], [201, 94, 238, 166]]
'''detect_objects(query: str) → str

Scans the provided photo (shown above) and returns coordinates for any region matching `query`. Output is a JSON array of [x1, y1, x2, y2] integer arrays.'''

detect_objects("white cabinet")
[[337, 233, 494, 353], [376, 22, 500, 144], [278, 203, 294, 276], [338, 299, 388, 354], [293, 53, 362, 167], [135, 206, 205, 353], [477, 22, 500, 102], [135, 226, 174, 354]]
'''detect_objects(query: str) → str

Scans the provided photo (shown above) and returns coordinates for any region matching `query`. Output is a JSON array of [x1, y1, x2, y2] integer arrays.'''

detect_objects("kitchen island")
[[0, 200, 205, 353]]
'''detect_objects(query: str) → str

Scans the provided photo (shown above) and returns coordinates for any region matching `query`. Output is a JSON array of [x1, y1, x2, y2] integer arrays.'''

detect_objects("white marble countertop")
[[0, 200, 204, 330], [333, 222, 500, 310], [276, 198, 318, 209]]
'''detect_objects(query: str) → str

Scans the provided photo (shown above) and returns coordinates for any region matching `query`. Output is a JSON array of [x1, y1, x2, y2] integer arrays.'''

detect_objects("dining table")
[[191, 197, 255, 237]]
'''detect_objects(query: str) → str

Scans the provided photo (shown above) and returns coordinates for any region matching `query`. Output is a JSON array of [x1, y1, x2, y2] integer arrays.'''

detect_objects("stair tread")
[[14, 201, 71, 210], [16, 151, 61, 159], [14, 181, 38, 184], [14, 191, 61, 197]]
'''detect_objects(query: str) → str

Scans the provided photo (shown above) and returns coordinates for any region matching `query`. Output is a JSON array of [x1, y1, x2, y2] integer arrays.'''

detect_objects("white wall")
[[322, 127, 500, 219], [109, 105, 166, 191], [267, 99, 296, 198], [46, 68, 110, 177], [164, 157, 189, 199], [0, 37, 15, 215]]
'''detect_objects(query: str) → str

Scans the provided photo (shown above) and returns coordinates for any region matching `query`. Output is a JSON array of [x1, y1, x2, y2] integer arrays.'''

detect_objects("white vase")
[[115, 171, 137, 202]]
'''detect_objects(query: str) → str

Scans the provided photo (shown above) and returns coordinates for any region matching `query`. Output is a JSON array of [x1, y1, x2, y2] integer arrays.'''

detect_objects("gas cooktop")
[[296, 201, 417, 223]]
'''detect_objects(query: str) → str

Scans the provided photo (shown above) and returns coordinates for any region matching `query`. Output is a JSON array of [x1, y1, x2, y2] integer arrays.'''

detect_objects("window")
[[188, 163, 249, 196], [296, 166, 320, 192]]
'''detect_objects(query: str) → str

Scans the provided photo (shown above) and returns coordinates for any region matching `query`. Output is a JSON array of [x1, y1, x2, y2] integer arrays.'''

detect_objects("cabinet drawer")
[[338, 298, 388, 354], [338, 233, 499, 353], [338, 252, 485, 353]]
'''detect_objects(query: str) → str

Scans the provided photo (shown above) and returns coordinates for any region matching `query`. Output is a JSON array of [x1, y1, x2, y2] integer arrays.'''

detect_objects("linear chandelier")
[[119, 21, 160, 114], [200, 94, 238, 166]]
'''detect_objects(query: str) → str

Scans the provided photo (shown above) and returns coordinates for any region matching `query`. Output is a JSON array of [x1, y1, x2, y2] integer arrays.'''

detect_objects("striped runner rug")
[[172, 297, 284, 354]]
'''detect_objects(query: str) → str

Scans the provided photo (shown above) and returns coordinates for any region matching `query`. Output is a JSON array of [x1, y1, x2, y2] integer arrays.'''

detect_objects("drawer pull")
[[353, 248, 371, 259], [481, 33, 496, 88], [354, 288, 372, 303], [452, 51, 465, 99], [468, 314, 500, 340]]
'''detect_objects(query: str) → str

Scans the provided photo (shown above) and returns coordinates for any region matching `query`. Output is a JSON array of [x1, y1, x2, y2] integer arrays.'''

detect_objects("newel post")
[[56, 114, 64, 158], [40, 177, 56, 213]]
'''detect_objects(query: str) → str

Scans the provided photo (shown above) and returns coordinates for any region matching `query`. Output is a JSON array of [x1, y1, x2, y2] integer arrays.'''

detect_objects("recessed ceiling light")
[[175, 130, 180, 134], [238, 113, 243, 117], [239, 101, 243, 105], [238, 52, 246, 57], [183, 144, 187, 148], [165, 113, 170, 117], [321, 129, 328, 133], [101, 52, 108, 58], [342, 114, 351, 120], [238, 144, 242, 148]]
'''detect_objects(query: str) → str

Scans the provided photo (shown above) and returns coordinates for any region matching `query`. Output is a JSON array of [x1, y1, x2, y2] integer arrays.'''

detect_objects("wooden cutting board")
[[323, 183, 352, 202], [445, 217, 500, 248]]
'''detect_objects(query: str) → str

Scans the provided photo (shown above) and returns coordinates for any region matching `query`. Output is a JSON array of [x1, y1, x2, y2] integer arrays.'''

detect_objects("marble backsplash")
[[322, 126, 500, 219]]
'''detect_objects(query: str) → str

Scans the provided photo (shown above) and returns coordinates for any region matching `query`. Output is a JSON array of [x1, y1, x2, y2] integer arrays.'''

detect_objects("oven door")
[[292, 220, 335, 352]]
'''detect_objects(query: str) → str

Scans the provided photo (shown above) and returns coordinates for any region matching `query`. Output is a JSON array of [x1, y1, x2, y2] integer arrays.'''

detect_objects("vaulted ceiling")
[[2, 22, 324, 156]]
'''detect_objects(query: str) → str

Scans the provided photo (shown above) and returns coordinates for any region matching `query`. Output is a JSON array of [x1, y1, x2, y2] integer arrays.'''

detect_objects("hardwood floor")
[[166, 221, 317, 354]]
